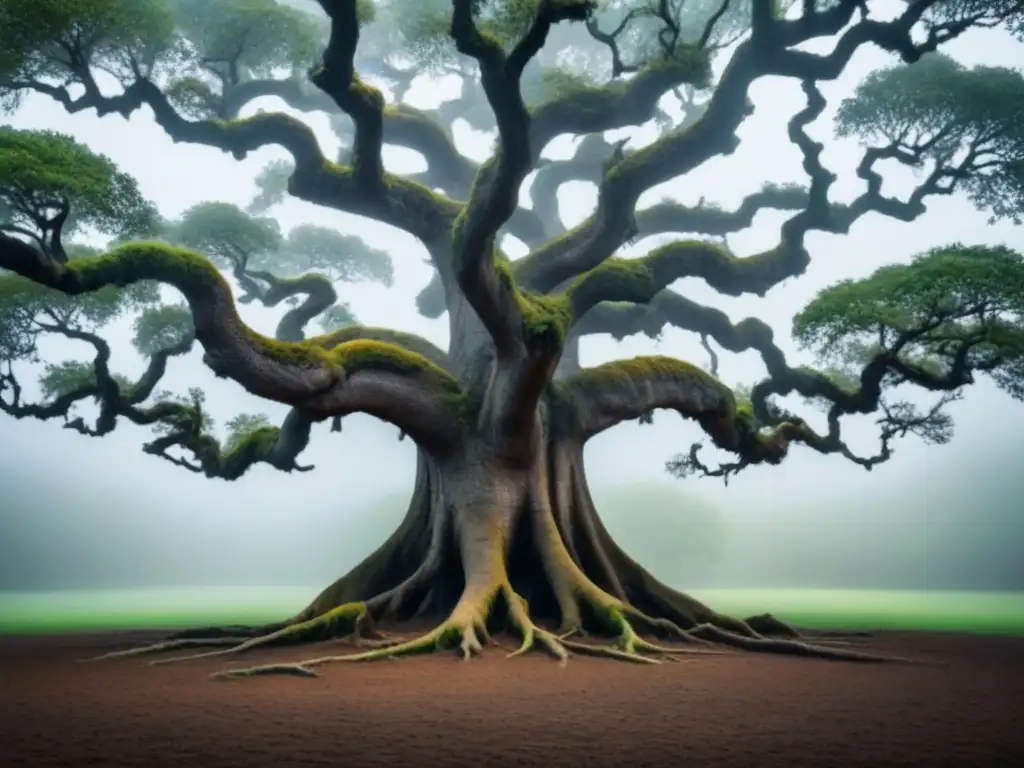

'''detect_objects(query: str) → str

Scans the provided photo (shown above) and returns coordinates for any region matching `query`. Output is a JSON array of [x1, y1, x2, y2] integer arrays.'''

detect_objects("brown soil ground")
[[1, 629, 1021, 767]]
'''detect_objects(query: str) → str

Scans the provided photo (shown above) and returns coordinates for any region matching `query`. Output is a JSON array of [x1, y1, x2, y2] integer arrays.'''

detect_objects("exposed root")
[[541, 529, 911, 666], [84, 636, 250, 662], [563, 603, 732, 664], [686, 622, 914, 663], [84, 514, 906, 679], [562, 639, 661, 664], [212, 662, 322, 678], [211, 579, 571, 679], [627, 607, 906, 663], [798, 637, 870, 647], [88, 586, 910, 678], [151, 602, 375, 666], [83, 604, 377, 665], [168, 621, 293, 640], [210, 619, 471, 679], [501, 587, 568, 665]]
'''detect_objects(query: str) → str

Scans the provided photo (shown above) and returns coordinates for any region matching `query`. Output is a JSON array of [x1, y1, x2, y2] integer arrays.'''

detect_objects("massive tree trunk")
[[98, 381, 889, 678], [283, 425, 844, 647]]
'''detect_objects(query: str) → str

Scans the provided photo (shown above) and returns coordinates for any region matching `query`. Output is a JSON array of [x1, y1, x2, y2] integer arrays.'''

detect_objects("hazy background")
[[1, 5, 1022, 598]]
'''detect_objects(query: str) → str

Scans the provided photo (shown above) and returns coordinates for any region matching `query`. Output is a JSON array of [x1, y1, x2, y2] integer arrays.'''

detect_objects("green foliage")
[[282, 224, 394, 286], [366, 0, 578, 74], [384, 0, 458, 73], [166, 201, 282, 265], [38, 359, 99, 399], [317, 302, 357, 333], [0, 0, 328, 116], [162, 202, 394, 287], [150, 385, 215, 433], [921, 1, 1024, 41], [169, 0, 325, 80], [0, 127, 159, 243], [37, 358, 134, 399], [164, 75, 222, 119], [2, 0, 1020, 497], [224, 412, 272, 452], [0, 131, 165, 367], [794, 243, 1024, 401], [837, 54, 1024, 223], [380, 0, 591, 73], [247, 159, 294, 215], [131, 302, 194, 355], [364, 0, 730, 82], [354, 0, 376, 25], [477, 0, 546, 46], [0, 0, 179, 108]]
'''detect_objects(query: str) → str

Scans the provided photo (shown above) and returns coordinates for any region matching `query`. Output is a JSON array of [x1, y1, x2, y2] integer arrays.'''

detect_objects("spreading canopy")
[[836, 53, 1024, 224], [0, 126, 158, 260], [0, 0, 1023, 483], [795, 244, 1024, 403]]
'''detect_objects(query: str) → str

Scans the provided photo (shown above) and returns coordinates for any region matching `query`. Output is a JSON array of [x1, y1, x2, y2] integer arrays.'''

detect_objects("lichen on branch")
[[309, 0, 387, 188], [559, 355, 802, 471], [0, 233, 466, 450], [516, 0, 1010, 302], [448, 0, 593, 353], [572, 241, 1024, 480]]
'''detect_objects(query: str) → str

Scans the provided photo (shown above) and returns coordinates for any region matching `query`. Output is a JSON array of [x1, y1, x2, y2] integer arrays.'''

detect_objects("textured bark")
[[287, 431, 780, 636]]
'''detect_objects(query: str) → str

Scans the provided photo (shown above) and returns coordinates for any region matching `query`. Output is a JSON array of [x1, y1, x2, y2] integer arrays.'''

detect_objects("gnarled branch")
[[559, 79, 830, 325], [0, 234, 464, 451], [1, 310, 450, 480], [560, 356, 797, 472], [442, 0, 594, 458], [574, 286, 992, 480], [8, 67, 459, 251], [141, 405, 317, 482], [633, 184, 810, 241], [517, 0, 985, 297], [0, 324, 194, 433], [227, 259, 337, 343], [448, 0, 592, 350], [561, 56, 994, 322], [311, 1, 386, 189]]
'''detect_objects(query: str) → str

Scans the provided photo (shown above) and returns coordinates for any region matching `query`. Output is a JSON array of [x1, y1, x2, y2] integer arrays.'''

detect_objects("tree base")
[[86, 587, 904, 679], [87, 445, 910, 677]]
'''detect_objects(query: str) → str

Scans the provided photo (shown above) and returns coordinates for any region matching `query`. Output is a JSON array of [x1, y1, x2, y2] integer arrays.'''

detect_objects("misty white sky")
[[1, 5, 1023, 592]]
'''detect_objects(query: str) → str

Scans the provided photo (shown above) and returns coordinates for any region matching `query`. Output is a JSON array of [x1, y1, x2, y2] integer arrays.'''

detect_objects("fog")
[[2, 7, 1023, 596]]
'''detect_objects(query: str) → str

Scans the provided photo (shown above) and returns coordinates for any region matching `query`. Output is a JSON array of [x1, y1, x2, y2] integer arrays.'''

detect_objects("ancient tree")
[[2, 0, 1024, 678]]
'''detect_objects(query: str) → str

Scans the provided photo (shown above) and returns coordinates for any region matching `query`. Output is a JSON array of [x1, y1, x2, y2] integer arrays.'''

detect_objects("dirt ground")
[[0, 629, 1021, 767]]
